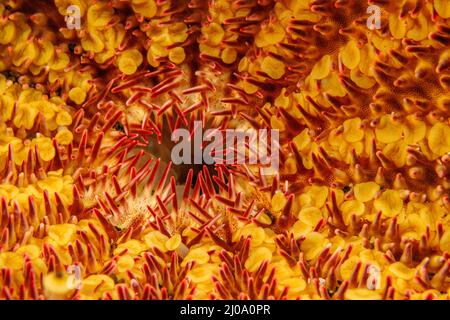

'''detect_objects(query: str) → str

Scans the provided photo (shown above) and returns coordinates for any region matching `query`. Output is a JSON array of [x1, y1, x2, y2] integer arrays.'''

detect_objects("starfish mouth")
[[1, 0, 450, 301]]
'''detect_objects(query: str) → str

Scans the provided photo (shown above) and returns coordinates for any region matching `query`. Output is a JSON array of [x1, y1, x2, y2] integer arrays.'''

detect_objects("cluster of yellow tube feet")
[[0, 0, 449, 300]]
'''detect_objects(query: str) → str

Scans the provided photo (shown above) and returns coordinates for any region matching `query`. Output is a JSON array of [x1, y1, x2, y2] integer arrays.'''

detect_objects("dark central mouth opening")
[[146, 122, 217, 189]]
